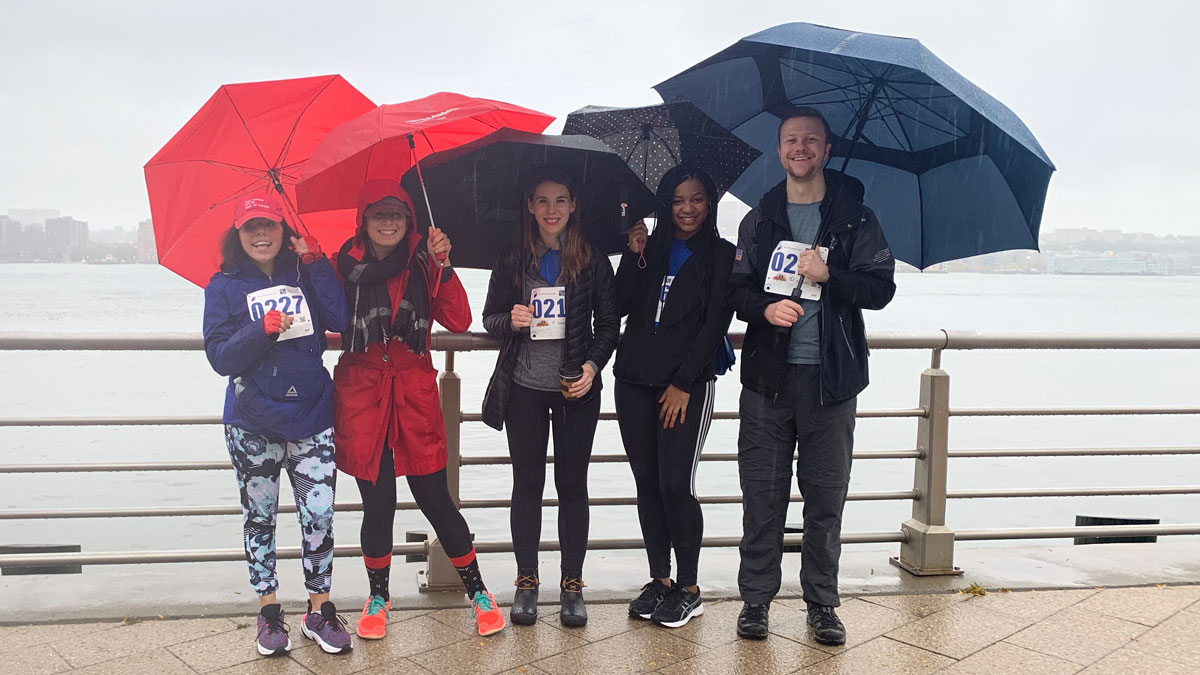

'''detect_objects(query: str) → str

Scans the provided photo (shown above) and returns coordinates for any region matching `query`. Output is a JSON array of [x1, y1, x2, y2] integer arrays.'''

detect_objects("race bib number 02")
[[246, 285, 314, 342], [763, 241, 829, 300], [530, 286, 566, 340]]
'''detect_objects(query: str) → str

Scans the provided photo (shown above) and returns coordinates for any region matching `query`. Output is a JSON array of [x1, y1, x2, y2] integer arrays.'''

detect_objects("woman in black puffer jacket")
[[612, 166, 734, 629], [481, 166, 618, 629]]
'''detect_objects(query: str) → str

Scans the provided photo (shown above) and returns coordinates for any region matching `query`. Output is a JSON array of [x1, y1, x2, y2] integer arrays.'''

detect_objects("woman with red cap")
[[202, 190, 353, 657], [332, 180, 505, 640]]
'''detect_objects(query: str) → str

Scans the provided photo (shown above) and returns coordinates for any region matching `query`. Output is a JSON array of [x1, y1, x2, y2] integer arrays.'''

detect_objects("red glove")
[[262, 310, 284, 335], [297, 235, 323, 265]]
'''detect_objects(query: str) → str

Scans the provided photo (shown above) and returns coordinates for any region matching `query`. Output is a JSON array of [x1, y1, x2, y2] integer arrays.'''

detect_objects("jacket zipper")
[[838, 316, 856, 360]]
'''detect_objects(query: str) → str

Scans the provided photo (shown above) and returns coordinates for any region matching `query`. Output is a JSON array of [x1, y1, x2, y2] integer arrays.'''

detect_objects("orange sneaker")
[[356, 594, 388, 639], [471, 590, 506, 636]]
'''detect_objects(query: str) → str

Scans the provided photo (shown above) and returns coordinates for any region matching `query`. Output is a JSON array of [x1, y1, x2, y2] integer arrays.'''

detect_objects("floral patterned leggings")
[[225, 425, 337, 596]]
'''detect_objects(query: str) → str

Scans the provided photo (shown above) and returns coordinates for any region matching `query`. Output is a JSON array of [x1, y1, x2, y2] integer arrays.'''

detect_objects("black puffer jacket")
[[729, 170, 896, 404], [481, 241, 619, 430], [613, 223, 734, 390]]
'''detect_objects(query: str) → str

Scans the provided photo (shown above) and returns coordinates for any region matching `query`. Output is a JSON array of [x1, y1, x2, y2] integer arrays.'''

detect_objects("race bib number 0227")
[[246, 285, 314, 342]]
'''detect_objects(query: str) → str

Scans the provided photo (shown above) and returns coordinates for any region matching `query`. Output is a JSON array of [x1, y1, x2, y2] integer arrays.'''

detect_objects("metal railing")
[[1, 330, 1199, 587]]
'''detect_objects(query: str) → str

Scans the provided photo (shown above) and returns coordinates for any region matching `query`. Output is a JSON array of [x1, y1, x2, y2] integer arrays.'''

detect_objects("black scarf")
[[338, 238, 432, 355]]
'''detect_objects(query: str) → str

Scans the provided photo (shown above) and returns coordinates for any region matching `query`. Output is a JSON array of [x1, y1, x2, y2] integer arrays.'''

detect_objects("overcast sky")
[[1, 0, 1196, 236]]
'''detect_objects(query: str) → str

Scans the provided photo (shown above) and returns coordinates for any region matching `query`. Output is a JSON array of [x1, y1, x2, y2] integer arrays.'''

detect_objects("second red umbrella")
[[295, 92, 554, 217]]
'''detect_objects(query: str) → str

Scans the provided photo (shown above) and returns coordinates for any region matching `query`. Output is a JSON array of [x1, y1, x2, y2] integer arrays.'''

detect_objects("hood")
[[355, 179, 421, 245], [760, 169, 866, 230]]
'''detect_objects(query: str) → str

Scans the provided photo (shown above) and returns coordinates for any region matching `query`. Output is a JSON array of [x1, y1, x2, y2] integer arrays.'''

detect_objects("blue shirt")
[[539, 249, 562, 285], [785, 202, 822, 365], [655, 238, 693, 330]]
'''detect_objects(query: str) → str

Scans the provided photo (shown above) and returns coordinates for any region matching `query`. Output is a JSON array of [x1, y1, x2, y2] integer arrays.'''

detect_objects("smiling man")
[[728, 107, 896, 645]]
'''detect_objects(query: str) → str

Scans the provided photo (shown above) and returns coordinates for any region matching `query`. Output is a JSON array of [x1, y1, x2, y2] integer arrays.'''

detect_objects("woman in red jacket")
[[332, 180, 504, 640]]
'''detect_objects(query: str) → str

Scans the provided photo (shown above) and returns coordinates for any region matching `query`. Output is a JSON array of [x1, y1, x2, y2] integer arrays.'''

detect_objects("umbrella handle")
[[408, 133, 445, 297], [268, 172, 312, 237]]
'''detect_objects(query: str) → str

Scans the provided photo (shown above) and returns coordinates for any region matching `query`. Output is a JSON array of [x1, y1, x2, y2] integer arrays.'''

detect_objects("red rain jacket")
[[332, 181, 471, 482]]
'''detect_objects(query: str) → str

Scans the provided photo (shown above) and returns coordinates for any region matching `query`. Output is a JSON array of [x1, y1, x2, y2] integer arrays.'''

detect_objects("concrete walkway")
[[5, 583, 1200, 674]]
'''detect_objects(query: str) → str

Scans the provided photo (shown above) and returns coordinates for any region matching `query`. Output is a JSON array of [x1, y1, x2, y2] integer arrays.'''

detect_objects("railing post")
[[419, 350, 467, 591], [890, 348, 963, 576]]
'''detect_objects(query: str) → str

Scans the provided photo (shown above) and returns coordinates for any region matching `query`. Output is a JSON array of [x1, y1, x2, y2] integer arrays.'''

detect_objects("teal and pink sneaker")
[[300, 601, 353, 654]]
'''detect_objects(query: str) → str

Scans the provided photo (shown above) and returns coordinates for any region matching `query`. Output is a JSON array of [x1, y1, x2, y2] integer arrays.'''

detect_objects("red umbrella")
[[144, 75, 375, 286], [295, 92, 555, 216]]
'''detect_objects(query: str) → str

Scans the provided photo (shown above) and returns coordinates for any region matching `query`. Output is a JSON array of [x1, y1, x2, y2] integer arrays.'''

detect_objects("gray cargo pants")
[[737, 364, 856, 607]]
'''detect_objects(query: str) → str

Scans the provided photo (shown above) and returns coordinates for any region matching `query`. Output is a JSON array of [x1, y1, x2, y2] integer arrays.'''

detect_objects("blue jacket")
[[202, 250, 350, 440]]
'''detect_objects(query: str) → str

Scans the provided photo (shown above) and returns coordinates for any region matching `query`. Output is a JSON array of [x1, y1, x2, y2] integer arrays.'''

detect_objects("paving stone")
[[69, 648, 197, 675], [857, 592, 970, 618], [965, 588, 1097, 622], [777, 598, 918, 654], [288, 615, 472, 673], [426, 606, 488, 638], [211, 657, 317, 675], [884, 601, 1032, 659], [496, 667, 552, 675], [938, 642, 1080, 675], [410, 621, 585, 674], [533, 625, 703, 674], [1117, 610, 1200, 669], [1075, 585, 1200, 626], [793, 636, 954, 674], [49, 616, 238, 668], [0, 643, 72, 674], [1079, 648, 1199, 675], [1005, 607, 1149, 666], [658, 635, 829, 674], [537, 601, 644, 643], [0, 621, 120, 656]]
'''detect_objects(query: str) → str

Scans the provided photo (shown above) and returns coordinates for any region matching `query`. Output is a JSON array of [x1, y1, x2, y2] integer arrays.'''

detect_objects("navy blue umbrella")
[[655, 22, 1055, 268], [562, 98, 761, 199]]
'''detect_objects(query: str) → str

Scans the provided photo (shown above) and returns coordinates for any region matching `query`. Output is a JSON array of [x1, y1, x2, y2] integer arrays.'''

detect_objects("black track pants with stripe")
[[615, 378, 715, 587]]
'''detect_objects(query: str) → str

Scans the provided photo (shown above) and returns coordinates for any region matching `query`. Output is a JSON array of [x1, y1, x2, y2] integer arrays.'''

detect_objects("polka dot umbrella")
[[562, 97, 761, 200]]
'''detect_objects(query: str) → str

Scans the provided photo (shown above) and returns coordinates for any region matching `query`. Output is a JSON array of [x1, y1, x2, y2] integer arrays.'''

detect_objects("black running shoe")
[[807, 604, 846, 646], [736, 602, 769, 639], [651, 586, 704, 628], [628, 579, 672, 619]]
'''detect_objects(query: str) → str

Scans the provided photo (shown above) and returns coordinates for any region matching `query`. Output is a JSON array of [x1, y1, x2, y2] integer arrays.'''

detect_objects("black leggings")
[[614, 378, 715, 587], [505, 382, 601, 572], [356, 447, 473, 560]]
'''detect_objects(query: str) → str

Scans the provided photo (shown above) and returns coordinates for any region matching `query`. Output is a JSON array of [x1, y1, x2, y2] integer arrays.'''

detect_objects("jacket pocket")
[[247, 352, 329, 402]]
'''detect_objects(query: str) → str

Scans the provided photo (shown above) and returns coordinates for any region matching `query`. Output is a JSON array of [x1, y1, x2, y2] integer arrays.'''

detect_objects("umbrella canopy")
[[295, 92, 554, 215], [398, 128, 658, 269], [562, 98, 761, 199], [144, 74, 374, 286], [655, 22, 1055, 268]]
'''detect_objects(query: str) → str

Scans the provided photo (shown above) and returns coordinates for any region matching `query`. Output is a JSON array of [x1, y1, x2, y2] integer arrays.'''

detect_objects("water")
[[1, 264, 1198, 557]]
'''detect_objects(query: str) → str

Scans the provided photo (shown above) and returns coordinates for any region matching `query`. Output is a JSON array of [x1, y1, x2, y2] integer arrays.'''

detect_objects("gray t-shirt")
[[785, 202, 822, 365], [513, 259, 566, 392]]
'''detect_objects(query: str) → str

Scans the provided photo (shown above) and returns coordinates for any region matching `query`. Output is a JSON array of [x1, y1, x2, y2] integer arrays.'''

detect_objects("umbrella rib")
[[147, 158, 266, 174], [886, 86, 969, 137], [220, 88, 273, 172], [272, 76, 337, 170], [891, 107, 965, 141], [648, 128, 681, 165], [871, 87, 915, 151], [157, 175, 268, 263]]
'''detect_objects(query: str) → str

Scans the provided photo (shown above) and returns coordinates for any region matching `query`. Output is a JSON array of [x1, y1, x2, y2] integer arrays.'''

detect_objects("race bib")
[[246, 285, 314, 342], [530, 286, 566, 340], [654, 275, 674, 327], [763, 241, 829, 300]]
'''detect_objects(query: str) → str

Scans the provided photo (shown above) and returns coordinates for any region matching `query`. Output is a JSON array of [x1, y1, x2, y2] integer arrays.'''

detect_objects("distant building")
[[137, 219, 158, 263], [6, 208, 59, 227], [44, 216, 89, 262]]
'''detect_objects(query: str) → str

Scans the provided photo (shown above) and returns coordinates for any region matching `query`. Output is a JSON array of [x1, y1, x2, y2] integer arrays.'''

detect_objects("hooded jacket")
[[729, 170, 896, 403], [613, 216, 735, 391], [202, 248, 350, 440], [331, 181, 471, 481]]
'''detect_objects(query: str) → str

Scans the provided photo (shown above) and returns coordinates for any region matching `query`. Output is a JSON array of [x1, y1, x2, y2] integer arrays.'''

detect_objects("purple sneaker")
[[256, 604, 291, 656], [300, 601, 353, 654]]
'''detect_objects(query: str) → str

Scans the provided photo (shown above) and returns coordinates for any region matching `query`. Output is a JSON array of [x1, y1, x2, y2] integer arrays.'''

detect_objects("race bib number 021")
[[246, 285, 314, 342], [530, 286, 566, 341], [763, 241, 829, 300]]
